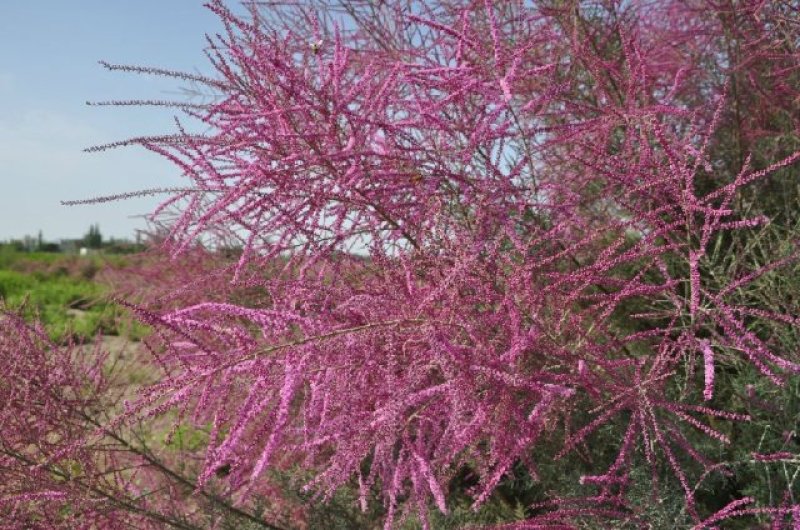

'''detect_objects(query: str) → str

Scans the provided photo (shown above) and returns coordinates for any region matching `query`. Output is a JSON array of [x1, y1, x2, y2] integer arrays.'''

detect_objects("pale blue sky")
[[0, 1, 231, 242]]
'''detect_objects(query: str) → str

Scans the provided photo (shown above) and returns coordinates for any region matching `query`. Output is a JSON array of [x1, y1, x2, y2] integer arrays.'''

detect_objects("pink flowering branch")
[[60, 0, 800, 527]]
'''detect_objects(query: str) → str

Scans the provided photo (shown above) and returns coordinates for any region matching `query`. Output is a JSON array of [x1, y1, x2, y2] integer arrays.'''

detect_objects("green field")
[[0, 247, 145, 342]]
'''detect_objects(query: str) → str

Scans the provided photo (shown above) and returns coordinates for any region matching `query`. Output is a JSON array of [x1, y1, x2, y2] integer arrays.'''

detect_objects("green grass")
[[0, 245, 130, 269], [0, 250, 60, 268], [0, 249, 147, 343]]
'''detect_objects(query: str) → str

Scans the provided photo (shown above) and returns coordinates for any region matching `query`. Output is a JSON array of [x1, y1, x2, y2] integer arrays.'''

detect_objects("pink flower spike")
[[702, 340, 715, 401]]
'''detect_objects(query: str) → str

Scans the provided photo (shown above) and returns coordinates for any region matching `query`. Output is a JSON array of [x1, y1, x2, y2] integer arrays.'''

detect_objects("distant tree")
[[39, 242, 61, 253], [83, 223, 102, 249], [7, 239, 26, 252]]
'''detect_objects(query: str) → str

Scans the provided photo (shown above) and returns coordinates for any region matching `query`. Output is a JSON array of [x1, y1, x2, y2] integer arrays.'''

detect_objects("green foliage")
[[0, 249, 148, 343], [163, 424, 211, 453], [0, 246, 63, 268], [0, 268, 107, 342], [83, 223, 103, 249]]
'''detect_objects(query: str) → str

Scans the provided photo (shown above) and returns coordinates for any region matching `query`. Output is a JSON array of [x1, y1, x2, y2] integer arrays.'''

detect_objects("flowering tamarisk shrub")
[[0, 309, 306, 529], [0, 312, 117, 528], [0, 311, 171, 529], [67, 0, 800, 527]]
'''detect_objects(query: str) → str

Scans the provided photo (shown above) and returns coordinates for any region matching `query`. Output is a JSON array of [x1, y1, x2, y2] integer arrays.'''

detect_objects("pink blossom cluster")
[[51, 0, 800, 527]]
